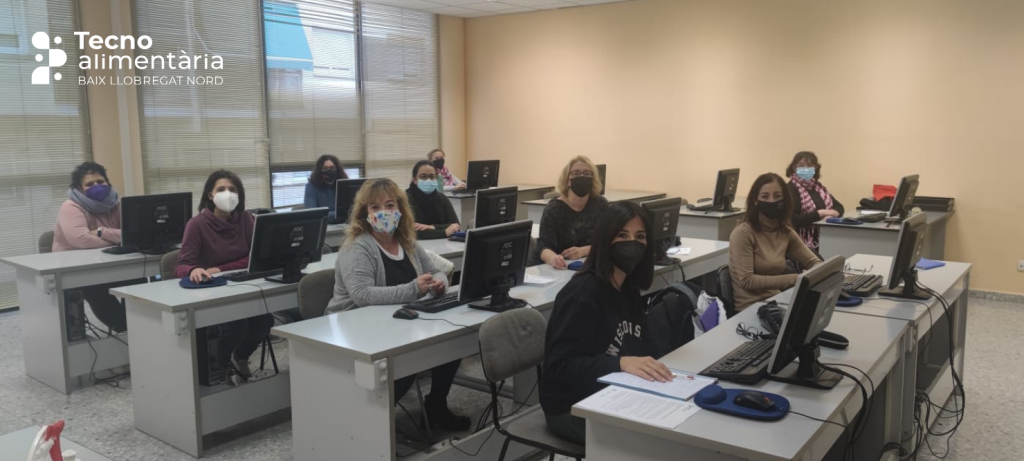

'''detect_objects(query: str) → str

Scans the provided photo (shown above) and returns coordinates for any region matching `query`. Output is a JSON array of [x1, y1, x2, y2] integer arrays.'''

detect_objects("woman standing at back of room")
[[729, 173, 822, 311], [428, 148, 466, 192], [304, 154, 348, 221], [176, 170, 271, 383], [534, 155, 608, 269], [786, 151, 844, 252]]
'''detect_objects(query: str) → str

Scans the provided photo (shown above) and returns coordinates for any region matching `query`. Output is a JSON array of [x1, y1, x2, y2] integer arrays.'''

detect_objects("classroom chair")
[[38, 231, 54, 254], [160, 250, 180, 281], [478, 308, 585, 461], [297, 269, 336, 320], [715, 265, 737, 318]]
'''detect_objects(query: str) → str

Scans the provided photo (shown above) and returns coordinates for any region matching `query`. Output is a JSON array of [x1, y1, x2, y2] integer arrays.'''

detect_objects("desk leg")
[[17, 270, 70, 394], [459, 199, 475, 228], [125, 303, 202, 457], [290, 341, 394, 461], [925, 220, 947, 261]]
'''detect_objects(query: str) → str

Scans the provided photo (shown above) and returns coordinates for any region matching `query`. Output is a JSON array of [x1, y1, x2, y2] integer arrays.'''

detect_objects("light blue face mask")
[[418, 179, 438, 194], [796, 167, 816, 181]]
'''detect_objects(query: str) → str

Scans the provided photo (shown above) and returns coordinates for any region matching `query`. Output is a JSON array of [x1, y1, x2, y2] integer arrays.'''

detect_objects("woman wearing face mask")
[[542, 202, 690, 446], [729, 173, 822, 312], [427, 149, 465, 192], [304, 154, 348, 220], [534, 155, 608, 268], [786, 151, 844, 252], [176, 170, 271, 382], [407, 160, 461, 240], [326, 178, 470, 431]]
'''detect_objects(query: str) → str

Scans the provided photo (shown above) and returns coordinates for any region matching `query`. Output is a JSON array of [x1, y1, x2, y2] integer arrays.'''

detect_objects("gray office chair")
[[542, 191, 561, 200], [160, 250, 180, 280], [479, 309, 585, 461], [38, 231, 54, 254], [715, 265, 737, 318], [297, 269, 336, 320]]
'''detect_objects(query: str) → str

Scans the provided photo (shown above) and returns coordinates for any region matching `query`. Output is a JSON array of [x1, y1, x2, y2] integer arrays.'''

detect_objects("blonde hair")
[[345, 178, 418, 252], [556, 155, 603, 198]]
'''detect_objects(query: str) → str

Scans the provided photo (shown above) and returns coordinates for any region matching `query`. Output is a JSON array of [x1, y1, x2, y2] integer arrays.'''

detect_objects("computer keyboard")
[[223, 269, 283, 283], [701, 339, 775, 384], [687, 203, 713, 212], [101, 246, 138, 255], [843, 274, 883, 297], [857, 213, 887, 223], [404, 292, 463, 314]]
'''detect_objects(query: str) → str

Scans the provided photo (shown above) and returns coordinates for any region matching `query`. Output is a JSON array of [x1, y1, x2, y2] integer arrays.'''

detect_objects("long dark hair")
[[411, 160, 435, 185], [578, 201, 654, 290], [743, 173, 794, 233], [199, 169, 246, 213], [785, 151, 822, 180], [309, 154, 347, 188], [70, 161, 110, 190]]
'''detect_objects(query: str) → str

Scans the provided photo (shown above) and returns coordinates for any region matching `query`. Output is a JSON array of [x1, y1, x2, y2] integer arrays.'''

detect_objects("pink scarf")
[[791, 175, 834, 250], [437, 166, 457, 187]]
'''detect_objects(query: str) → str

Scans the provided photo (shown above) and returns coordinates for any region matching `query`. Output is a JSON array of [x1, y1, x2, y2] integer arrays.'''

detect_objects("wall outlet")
[[1019, 261, 1024, 272]]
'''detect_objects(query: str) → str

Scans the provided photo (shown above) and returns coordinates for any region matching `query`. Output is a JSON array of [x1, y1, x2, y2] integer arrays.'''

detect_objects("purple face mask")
[[85, 184, 111, 201]]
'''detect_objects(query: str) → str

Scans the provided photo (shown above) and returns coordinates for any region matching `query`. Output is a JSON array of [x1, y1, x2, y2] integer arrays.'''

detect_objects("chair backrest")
[[716, 265, 737, 318], [478, 308, 546, 382], [542, 191, 561, 200], [298, 269, 336, 319], [38, 231, 54, 254], [160, 250, 181, 280]]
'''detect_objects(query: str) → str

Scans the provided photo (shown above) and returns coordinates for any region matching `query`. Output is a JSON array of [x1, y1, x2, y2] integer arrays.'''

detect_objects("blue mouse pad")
[[693, 385, 790, 421], [179, 276, 228, 289], [836, 295, 863, 307], [916, 258, 946, 270], [826, 218, 863, 225], [567, 261, 584, 271]]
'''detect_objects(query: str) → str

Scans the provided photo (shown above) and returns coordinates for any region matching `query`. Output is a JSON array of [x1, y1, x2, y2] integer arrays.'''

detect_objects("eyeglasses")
[[417, 174, 438, 181], [569, 170, 594, 179]]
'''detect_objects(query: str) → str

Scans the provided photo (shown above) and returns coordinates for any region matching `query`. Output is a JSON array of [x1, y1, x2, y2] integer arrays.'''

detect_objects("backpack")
[[644, 282, 700, 359]]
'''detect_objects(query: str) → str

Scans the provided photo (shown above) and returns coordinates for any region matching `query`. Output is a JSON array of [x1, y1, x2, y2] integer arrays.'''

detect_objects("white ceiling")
[[366, 0, 632, 18]]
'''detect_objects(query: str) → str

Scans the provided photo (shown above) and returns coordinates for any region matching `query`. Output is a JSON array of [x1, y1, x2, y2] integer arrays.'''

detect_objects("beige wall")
[[464, 0, 1024, 294], [439, 15, 467, 178]]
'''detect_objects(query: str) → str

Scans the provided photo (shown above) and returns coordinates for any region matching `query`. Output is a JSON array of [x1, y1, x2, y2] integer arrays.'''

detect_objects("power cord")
[[788, 410, 848, 431], [448, 380, 539, 458], [816, 361, 870, 461], [913, 283, 966, 457], [82, 317, 130, 388], [416, 317, 475, 329]]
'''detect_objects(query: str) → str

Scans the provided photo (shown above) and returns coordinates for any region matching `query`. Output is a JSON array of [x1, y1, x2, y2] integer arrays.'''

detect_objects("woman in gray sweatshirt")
[[325, 178, 471, 431]]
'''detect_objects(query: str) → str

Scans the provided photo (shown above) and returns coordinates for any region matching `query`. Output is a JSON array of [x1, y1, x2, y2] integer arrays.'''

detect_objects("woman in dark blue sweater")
[[303, 154, 348, 221]]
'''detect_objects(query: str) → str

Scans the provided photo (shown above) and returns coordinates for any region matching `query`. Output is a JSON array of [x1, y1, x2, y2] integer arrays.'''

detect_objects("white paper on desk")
[[598, 370, 716, 401], [668, 247, 692, 256], [524, 274, 556, 286], [576, 386, 701, 429], [859, 210, 885, 216]]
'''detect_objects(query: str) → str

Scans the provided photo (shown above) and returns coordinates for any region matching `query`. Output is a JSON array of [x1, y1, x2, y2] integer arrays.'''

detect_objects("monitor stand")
[[265, 259, 307, 284], [767, 340, 843, 390], [468, 280, 526, 313], [878, 269, 930, 301], [654, 238, 676, 267], [713, 198, 740, 213], [138, 233, 174, 256]]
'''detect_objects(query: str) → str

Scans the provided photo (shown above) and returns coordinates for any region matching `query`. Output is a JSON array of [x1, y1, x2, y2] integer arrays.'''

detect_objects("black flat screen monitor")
[[887, 174, 920, 221], [712, 168, 741, 212], [248, 207, 329, 284], [334, 178, 369, 224], [119, 192, 193, 255], [466, 160, 500, 191], [879, 212, 930, 300], [474, 186, 518, 229], [641, 197, 684, 266], [596, 164, 607, 195], [458, 220, 532, 313]]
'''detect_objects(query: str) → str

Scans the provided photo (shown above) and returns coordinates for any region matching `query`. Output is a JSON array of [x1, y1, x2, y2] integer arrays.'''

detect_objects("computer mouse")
[[453, 231, 466, 238], [392, 308, 420, 320], [567, 261, 584, 271], [200, 274, 213, 284], [734, 391, 776, 412]]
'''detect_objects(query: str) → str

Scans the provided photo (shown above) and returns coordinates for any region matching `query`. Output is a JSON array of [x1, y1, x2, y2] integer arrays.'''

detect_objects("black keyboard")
[[857, 213, 887, 223], [101, 246, 137, 255], [843, 274, 883, 297], [223, 269, 283, 283], [701, 339, 775, 384], [405, 292, 463, 314], [687, 203, 713, 212]]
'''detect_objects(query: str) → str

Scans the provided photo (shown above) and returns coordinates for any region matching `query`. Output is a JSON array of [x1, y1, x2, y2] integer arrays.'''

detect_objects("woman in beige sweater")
[[729, 173, 821, 311]]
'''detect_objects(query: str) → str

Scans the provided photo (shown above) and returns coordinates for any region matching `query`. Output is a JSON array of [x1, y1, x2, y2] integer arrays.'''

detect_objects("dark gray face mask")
[[610, 240, 646, 274], [570, 177, 593, 198], [757, 200, 786, 220]]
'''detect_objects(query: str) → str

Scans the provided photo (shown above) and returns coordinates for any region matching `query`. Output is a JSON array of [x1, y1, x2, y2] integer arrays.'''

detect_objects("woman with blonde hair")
[[325, 178, 470, 430], [534, 155, 608, 268]]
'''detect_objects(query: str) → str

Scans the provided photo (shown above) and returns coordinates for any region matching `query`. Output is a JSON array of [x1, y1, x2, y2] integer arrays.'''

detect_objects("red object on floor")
[[873, 184, 897, 201]]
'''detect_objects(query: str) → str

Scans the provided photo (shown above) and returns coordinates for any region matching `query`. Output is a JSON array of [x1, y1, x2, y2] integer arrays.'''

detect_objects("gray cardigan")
[[325, 233, 448, 315]]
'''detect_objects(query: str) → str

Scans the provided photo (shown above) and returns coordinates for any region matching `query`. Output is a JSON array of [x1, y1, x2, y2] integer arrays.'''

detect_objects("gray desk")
[[814, 211, 953, 260], [575, 298, 911, 461], [273, 238, 728, 461], [0, 426, 112, 461], [445, 184, 553, 225], [677, 206, 744, 241], [523, 190, 667, 226], [0, 249, 158, 394], [837, 254, 970, 451]]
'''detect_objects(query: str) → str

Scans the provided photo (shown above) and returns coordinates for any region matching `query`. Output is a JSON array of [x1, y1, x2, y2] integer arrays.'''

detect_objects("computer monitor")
[[641, 197, 684, 266], [712, 168, 741, 212], [466, 160, 500, 191], [458, 220, 532, 313], [766, 255, 846, 390], [118, 192, 192, 255], [248, 207, 329, 284], [474, 186, 518, 229], [879, 212, 930, 300], [334, 178, 368, 224], [596, 164, 607, 195], [887, 174, 920, 221]]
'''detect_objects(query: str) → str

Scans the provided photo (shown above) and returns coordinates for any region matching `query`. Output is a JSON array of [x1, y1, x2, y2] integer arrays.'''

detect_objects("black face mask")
[[570, 177, 593, 198], [322, 169, 338, 184], [610, 240, 646, 275], [757, 200, 786, 221], [432, 158, 445, 170]]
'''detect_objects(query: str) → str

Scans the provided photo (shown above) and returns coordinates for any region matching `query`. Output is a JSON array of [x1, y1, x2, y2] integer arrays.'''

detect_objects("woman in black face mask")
[[541, 201, 691, 446], [534, 155, 609, 268], [304, 154, 349, 221], [728, 173, 821, 311]]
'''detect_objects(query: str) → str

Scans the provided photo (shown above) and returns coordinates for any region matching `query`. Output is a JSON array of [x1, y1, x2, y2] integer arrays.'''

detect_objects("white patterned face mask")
[[367, 209, 402, 235]]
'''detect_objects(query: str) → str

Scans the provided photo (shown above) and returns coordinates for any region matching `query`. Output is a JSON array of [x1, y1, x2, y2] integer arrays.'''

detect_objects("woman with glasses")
[[407, 160, 461, 240], [534, 155, 608, 269]]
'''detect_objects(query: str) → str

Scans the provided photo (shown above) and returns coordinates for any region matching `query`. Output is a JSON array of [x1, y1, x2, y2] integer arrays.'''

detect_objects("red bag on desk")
[[873, 184, 897, 201]]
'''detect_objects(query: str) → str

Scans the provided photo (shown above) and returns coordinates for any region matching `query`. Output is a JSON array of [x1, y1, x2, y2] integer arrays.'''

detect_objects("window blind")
[[360, 3, 438, 183], [134, 0, 271, 209], [0, 0, 91, 308]]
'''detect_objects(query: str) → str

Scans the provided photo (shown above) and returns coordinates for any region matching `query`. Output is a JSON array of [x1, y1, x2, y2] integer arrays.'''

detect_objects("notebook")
[[916, 258, 946, 270], [598, 369, 717, 401]]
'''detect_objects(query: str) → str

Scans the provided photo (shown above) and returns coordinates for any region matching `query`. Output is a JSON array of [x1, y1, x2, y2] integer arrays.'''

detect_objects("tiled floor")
[[0, 296, 1020, 460]]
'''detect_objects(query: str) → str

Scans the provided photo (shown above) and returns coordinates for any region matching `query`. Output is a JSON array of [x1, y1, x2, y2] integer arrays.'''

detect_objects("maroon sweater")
[[175, 209, 255, 278]]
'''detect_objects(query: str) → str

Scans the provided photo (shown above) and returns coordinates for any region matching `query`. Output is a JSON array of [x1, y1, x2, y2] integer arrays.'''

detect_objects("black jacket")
[[540, 271, 651, 415], [789, 181, 845, 229], [406, 186, 460, 240]]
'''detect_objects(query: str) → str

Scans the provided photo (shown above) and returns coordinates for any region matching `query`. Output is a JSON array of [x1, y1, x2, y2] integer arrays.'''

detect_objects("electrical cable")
[[447, 380, 540, 458], [816, 361, 870, 461], [788, 410, 848, 431]]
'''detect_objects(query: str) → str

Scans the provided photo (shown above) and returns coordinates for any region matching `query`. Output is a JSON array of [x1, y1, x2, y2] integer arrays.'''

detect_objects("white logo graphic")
[[32, 32, 67, 85]]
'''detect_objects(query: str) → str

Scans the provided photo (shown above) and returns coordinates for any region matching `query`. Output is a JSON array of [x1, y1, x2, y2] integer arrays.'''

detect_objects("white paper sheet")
[[598, 370, 716, 401], [524, 274, 556, 286], [668, 247, 692, 256], [576, 386, 701, 429]]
